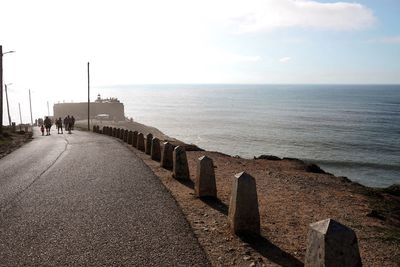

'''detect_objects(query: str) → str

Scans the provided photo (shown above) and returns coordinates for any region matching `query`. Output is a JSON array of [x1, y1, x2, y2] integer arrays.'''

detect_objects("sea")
[[97, 84, 400, 188]]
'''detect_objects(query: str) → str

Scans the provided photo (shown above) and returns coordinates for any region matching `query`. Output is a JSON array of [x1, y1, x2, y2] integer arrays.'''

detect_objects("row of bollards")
[[94, 125, 363, 267]]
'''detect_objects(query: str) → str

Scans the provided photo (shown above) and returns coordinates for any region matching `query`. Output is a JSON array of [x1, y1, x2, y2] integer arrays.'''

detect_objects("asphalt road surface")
[[0, 128, 210, 266]]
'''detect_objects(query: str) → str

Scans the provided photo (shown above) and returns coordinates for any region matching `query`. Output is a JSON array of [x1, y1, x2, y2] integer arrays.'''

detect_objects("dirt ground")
[[93, 123, 400, 266], [0, 128, 33, 160]]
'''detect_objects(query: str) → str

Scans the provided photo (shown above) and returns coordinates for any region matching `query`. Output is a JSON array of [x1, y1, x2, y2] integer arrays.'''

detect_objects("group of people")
[[41, 115, 75, 136]]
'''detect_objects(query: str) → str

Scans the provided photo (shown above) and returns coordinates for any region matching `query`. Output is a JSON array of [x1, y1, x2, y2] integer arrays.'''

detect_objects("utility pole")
[[29, 89, 33, 126], [18, 102, 22, 131], [87, 62, 90, 131], [5, 83, 11, 125], [0, 46, 15, 134], [0, 45, 3, 134]]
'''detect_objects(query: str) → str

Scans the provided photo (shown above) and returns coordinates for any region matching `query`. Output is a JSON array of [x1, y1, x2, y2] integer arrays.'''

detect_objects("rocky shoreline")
[[86, 119, 399, 266]]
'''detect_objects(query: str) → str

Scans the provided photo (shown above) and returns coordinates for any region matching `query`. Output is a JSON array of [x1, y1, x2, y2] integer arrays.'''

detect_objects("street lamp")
[[0, 45, 16, 134], [5, 83, 12, 126]]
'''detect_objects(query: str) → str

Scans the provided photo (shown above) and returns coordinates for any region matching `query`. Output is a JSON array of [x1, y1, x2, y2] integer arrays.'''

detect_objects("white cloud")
[[228, 0, 376, 33], [279, 57, 291, 63]]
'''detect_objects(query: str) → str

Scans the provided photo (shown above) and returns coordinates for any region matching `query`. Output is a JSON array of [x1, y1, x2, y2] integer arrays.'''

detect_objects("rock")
[[195, 156, 217, 198], [132, 131, 138, 147], [137, 133, 145, 151], [173, 146, 190, 180], [305, 163, 327, 174], [381, 184, 400, 196], [161, 142, 174, 170], [151, 138, 161, 162], [243, 256, 251, 261], [127, 131, 133, 144], [145, 133, 153, 155], [366, 210, 385, 220], [305, 218, 362, 267], [228, 172, 260, 235], [254, 155, 281, 161]]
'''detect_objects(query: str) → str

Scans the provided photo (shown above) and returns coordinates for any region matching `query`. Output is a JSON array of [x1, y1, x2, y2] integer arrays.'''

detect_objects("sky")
[[0, 0, 399, 122]]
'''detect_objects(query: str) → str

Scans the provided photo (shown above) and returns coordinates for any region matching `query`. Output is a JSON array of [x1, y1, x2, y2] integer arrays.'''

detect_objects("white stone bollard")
[[195, 156, 217, 198], [146, 133, 153, 155], [172, 146, 190, 180], [151, 138, 161, 162], [137, 133, 145, 151], [228, 171, 260, 235], [305, 218, 362, 267], [161, 142, 174, 170]]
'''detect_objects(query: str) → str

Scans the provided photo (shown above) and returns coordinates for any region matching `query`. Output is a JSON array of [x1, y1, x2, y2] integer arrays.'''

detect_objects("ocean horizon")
[[96, 84, 400, 188]]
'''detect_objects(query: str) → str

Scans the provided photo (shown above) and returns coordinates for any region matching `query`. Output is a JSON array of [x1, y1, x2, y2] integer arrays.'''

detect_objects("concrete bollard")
[[195, 156, 217, 198], [25, 125, 29, 133], [228, 172, 260, 235], [160, 142, 174, 170], [151, 137, 161, 161], [137, 133, 145, 151], [124, 130, 129, 142], [145, 133, 153, 155], [112, 127, 116, 137], [132, 131, 138, 147], [93, 125, 96, 132], [120, 128, 125, 140], [11, 122, 16, 133], [173, 146, 190, 180], [109, 127, 113, 136], [127, 131, 133, 144], [116, 128, 120, 138], [305, 218, 362, 267]]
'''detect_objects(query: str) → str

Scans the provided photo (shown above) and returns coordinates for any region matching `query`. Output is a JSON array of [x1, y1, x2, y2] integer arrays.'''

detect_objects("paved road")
[[0, 128, 210, 266]]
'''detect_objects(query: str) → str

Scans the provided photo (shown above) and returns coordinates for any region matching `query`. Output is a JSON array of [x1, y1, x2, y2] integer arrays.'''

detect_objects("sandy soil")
[[93, 122, 400, 266], [0, 128, 33, 160]]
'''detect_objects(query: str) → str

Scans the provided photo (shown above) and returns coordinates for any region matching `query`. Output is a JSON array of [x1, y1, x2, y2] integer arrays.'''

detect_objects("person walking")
[[71, 116, 75, 130], [44, 116, 52, 136], [56, 117, 63, 134], [65, 115, 72, 134]]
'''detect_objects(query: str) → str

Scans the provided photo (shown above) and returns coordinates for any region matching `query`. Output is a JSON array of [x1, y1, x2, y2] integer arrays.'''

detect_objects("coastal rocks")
[[146, 133, 153, 155], [161, 142, 174, 170], [127, 131, 133, 144], [305, 163, 327, 174], [151, 138, 161, 162], [137, 133, 145, 151], [172, 146, 190, 180], [132, 131, 138, 147], [228, 172, 260, 235], [305, 218, 362, 267], [254, 155, 281, 161], [195, 156, 217, 198]]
